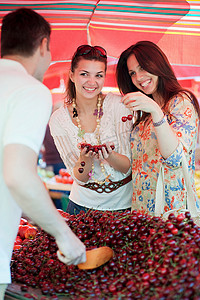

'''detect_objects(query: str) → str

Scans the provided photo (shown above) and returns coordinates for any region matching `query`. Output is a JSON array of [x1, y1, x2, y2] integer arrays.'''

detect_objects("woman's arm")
[[121, 91, 181, 159], [99, 143, 131, 174], [151, 110, 179, 160], [73, 147, 96, 182]]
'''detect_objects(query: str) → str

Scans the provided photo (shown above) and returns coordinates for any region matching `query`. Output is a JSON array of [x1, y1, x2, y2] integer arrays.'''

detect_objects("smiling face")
[[127, 54, 159, 98], [69, 58, 106, 101]]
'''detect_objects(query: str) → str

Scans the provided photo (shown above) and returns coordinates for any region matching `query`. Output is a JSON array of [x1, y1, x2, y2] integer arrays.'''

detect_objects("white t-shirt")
[[50, 93, 133, 210], [0, 59, 52, 283]]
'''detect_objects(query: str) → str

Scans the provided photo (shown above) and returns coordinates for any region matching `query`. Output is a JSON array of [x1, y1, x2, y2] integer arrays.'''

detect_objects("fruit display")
[[37, 166, 55, 180], [14, 218, 38, 251], [11, 210, 200, 299], [54, 168, 73, 184]]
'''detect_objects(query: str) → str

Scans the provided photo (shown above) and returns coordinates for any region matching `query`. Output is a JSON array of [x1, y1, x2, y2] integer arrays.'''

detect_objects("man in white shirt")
[[0, 8, 85, 298]]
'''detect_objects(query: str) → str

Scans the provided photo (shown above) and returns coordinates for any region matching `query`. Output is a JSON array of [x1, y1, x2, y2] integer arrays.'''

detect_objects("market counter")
[[5, 283, 69, 299]]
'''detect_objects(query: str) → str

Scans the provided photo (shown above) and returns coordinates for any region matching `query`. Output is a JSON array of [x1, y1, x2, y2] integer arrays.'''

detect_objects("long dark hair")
[[1, 8, 51, 57], [66, 45, 107, 102], [116, 41, 200, 124]]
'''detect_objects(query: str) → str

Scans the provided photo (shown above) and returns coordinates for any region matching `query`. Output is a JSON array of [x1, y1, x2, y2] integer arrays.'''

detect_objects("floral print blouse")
[[130, 93, 200, 215]]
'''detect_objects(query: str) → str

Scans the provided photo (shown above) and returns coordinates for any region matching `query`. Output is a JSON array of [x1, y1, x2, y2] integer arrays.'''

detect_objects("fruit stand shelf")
[[44, 177, 72, 192]]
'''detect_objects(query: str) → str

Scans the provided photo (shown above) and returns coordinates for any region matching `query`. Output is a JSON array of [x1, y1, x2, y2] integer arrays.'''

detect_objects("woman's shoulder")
[[170, 91, 193, 103], [165, 92, 199, 124], [103, 92, 132, 121], [167, 91, 194, 109], [104, 92, 121, 103], [49, 105, 68, 127], [104, 92, 125, 110], [51, 105, 67, 120]]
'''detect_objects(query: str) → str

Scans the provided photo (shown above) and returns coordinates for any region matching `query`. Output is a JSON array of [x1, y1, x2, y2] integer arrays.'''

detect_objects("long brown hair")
[[116, 41, 200, 125]]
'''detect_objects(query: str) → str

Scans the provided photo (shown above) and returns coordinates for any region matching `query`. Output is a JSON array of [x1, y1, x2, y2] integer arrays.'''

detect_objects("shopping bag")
[[155, 152, 200, 225]]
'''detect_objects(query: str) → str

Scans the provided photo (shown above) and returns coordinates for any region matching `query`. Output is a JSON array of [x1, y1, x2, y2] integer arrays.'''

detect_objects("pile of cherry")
[[11, 210, 200, 299], [80, 143, 115, 153]]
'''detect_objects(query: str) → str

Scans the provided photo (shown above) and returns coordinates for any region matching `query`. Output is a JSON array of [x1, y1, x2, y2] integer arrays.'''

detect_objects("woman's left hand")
[[97, 142, 115, 161]]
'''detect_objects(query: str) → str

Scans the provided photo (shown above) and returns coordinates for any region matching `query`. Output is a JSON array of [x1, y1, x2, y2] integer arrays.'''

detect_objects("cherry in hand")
[[121, 114, 133, 122], [80, 143, 115, 154]]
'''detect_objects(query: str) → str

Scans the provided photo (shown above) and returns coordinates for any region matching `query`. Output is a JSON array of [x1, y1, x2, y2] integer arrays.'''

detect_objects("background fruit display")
[[11, 210, 200, 299], [54, 169, 73, 185], [37, 167, 73, 186], [14, 218, 38, 251], [37, 166, 55, 180]]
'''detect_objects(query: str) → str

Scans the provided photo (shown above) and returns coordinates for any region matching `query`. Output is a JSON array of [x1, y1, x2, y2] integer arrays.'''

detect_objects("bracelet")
[[153, 115, 166, 127]]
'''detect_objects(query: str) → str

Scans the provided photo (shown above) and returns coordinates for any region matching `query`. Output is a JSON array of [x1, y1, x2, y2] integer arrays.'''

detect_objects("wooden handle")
[[78, 246, 114, 270]]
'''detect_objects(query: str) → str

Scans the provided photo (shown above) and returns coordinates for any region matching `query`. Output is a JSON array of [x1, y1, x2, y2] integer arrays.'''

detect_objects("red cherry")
[[93, 146, 99, 153], [176, 213, 185, 222], [13, 244, 22, 250], [78, 168, 84, 173], [127, 114, 133, 121], [97, 145, 102, 151], [168, 213, 176, 220], [20, 218, 28, 225], [102, 143, 109, 153], [185, 211, 191, 219], [142, 273, 150, 281], [85, 144, 90, 153], [80, 143, 86, 149], [108, 284, 116, 292], [157, 267, 167, 275], [149, 228, 156, 235], [87, 144, 92, 151], [171, 228, 178, 235], [121, 116, 127, 122], [147, 258, 154, 266], [166, 222, 174, 230]]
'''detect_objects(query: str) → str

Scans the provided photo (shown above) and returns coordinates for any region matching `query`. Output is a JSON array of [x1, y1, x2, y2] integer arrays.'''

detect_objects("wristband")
[[153, 116, 166, 127]]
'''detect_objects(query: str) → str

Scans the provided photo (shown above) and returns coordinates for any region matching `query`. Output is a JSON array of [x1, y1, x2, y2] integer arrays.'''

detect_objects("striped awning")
[[0, 0, 200, 89]]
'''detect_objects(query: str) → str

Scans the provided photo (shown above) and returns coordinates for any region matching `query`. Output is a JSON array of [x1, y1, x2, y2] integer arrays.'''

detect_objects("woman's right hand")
[[73, 143, 97, 182], [121, 91, 163, 121]]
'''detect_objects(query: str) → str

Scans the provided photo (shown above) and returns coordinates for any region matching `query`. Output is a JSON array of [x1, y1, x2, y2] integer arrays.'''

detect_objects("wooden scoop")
[[77, 246, 114, 270]]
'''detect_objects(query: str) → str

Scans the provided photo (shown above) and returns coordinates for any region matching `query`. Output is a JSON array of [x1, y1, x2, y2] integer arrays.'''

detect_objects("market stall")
[[1, 2, 200, 299], [7, 209, 200, 299]]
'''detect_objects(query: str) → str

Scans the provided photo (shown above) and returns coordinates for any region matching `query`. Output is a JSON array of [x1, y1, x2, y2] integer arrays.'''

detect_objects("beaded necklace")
[[71, 94, 110, 185]]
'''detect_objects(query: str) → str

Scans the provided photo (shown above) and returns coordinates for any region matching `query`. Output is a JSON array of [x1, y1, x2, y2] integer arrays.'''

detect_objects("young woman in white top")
[[50, 45, 133, 214]]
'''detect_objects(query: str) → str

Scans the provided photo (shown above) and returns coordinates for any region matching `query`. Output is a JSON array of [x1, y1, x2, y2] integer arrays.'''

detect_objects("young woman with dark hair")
[[116, 40, 200, 216], [50, 45, 133, 215]]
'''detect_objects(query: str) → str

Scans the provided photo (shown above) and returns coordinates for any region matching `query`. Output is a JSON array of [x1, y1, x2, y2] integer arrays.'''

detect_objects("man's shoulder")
[[0, 59, 50, 94]]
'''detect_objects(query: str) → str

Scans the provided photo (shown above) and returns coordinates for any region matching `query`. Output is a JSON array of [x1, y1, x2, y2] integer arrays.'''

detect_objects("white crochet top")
[[49, 92, 133, 210]]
